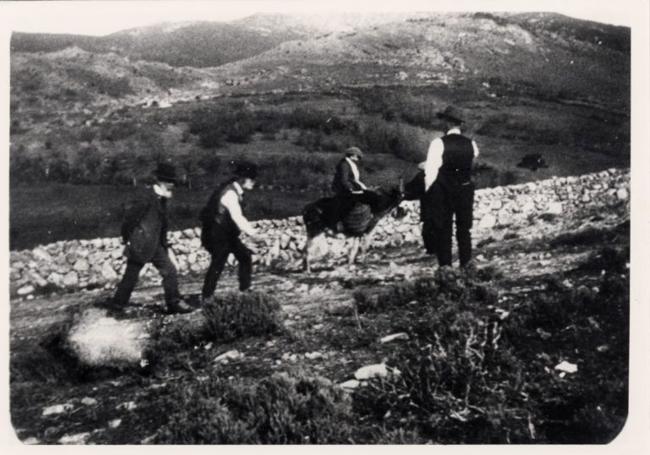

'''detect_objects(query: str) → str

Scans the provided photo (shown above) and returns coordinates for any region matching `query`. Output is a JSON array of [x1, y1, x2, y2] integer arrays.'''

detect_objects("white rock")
[[62, 271, 79, 287], [214, 350, 244, 363], [305, 351, 324, 360], [554, 361, 578, 374], [281, 352, 299, 362], [380, 333, 410, 344], [47, 272, 65, 287], [42, 403, 74, 416], [340, 379, 360, 390], [58, 432, 91, 444], [616, 188, 628, 201], [478, 214, 497, 229], [108, 419, 122, 429], [32, 247, 53, 263], [354, 363, 389, 380], [546, 202, 563, 215], [17, 285, 35, 296], [73, 259, 90, 272], [101, 262, 118, 281], [22, 437, 40, 444], [116, 401, 137, 411], [81, 397, 98, 406], [27, 270, 49, 287]]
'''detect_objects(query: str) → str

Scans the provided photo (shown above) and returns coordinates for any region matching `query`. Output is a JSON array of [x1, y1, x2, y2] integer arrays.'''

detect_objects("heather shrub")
[[65, 67, 133, 98], [352, 270, 530, 443], [354, 268, 498, 315], [189, 103, 256, 147], [355, 88, 444, 129], [155, 373, 353, 443], [352, 261, 628, 443], [357, 118, 428, 162], [99, 121, 138, 142], [202, 291, 284, 342], [500, 268, 629, 443]]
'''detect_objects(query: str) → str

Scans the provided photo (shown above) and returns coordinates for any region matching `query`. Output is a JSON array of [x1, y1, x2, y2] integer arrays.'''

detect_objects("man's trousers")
[[113, 245, 181, 306], [422, 177, 475, 267], [201, 228, 252, 297]]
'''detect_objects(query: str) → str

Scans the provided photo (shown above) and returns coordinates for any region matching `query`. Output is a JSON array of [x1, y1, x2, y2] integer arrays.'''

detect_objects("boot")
[[94, 297, 127, 318], [166, 299, 194, 314]]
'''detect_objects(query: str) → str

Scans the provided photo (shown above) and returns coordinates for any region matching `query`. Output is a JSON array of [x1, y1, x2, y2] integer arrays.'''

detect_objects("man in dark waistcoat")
[[110, 163, 193, 314], [422, 106, 480, 267], [332, 146, 381, 216], [200, 163, 259, 301]]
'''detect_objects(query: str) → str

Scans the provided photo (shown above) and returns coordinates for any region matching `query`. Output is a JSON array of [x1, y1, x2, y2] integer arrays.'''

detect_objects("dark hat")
[[234, 162, 258, 180], [345, 146, 364, 158], [437, 106, 465, 124], [154, 162, 177, 184]]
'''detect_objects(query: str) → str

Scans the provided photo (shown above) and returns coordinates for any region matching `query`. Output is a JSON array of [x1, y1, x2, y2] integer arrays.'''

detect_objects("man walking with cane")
[[106, 163, 193, 314], [422, 106, 480, 267]]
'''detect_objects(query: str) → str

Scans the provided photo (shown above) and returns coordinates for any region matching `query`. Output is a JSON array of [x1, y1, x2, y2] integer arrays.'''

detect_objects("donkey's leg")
[[358, 234, 371, 260], [303, 235, 313, 273], [349, 236, 361, 266]]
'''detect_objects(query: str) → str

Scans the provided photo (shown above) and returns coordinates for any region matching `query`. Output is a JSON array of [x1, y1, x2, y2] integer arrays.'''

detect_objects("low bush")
[[202, 291, 284, 342], [256, 155, 332, 189], [477, 112, 562, 146], [351, 262, 628, 443], [155, 372, 354, 443], [65, 67, 134, 98], [501, 269, 629, 443], [355, 88, 445, 129], [357, 118, 428, 162], [353, 268, 527, 443], [99, 121, 138, 142]]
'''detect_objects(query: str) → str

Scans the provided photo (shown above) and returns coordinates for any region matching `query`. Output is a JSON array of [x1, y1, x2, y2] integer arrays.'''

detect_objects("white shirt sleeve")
[[220, 190, 256, 237], [346, 158, 367, 192], [424, 138, 444, 191]]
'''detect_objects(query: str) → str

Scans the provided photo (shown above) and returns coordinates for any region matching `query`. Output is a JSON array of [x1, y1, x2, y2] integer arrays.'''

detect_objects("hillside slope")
[[218, 12, 629, 108], [11, 20, 307, 68]]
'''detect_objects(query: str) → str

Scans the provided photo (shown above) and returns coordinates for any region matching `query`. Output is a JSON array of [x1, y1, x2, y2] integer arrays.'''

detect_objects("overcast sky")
[[1, 0, 636, 36]]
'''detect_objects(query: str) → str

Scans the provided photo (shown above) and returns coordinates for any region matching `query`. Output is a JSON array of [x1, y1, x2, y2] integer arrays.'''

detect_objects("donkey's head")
[[374, 178, 405, 218]]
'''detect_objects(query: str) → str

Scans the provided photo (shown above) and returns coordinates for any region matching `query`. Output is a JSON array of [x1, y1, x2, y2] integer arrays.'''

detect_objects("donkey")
[[302, 180, 405, 272]]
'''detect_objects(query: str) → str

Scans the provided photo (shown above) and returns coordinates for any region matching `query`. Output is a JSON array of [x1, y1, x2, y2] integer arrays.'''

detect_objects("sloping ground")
[[218, 13, 629, 107], [10, 198, 629, 444], [11, 21, 306, 68]]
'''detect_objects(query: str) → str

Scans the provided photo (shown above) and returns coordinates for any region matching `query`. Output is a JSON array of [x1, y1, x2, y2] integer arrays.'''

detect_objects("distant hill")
[[10, 12, 630, 111], [11, 20, 307, 68], [217, 12, 629, 109]]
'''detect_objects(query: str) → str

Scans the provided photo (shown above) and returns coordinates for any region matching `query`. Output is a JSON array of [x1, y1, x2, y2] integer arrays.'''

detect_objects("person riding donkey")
[[332, 146, 382, 219], [102, 163, 193, 315], [422, 105, 480, 268], [199, 162, 259, 303]]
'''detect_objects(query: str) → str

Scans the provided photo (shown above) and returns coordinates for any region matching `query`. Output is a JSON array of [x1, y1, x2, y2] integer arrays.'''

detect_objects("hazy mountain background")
[[9, 12, 630, 249]]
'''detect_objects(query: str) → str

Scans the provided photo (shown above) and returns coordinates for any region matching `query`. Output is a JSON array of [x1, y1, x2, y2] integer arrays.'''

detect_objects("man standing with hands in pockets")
[[422, 106, 480, 268]]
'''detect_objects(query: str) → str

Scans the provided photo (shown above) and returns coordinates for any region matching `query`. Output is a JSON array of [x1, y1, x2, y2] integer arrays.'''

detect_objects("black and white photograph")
[[3, 0, 648, 447]]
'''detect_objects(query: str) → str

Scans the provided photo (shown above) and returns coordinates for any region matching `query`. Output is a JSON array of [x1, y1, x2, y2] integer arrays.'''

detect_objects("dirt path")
[[10, 207, 625, 345]]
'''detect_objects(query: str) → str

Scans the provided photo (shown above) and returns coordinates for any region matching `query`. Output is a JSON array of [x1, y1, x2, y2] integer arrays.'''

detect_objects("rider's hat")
[[345, 146, 364, 158]]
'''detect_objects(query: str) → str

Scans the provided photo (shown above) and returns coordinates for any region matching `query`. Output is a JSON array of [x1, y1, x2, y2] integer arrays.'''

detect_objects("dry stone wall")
[[9, 168, 630, 298]]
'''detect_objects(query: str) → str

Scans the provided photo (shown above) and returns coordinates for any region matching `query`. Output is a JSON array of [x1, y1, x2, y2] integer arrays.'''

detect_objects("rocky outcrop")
[[9, 168, 630, 297]]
